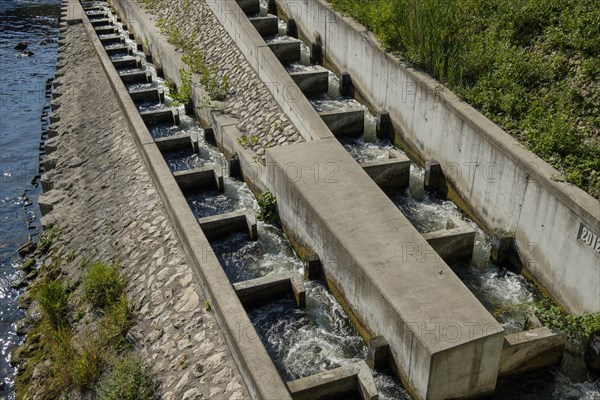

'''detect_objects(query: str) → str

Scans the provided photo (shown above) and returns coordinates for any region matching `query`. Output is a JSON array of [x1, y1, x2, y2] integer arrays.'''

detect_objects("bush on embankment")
[[15, 247, 156, 400], [328, 0, 600, 198]]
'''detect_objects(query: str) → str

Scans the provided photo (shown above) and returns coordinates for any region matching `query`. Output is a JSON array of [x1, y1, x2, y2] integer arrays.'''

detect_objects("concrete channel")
[[65, 0, 571, 399]]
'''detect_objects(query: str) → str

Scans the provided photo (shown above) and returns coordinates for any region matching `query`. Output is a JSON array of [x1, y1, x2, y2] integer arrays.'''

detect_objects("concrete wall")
[[93, 3, 294, 399], [276, 0, 600, 314]]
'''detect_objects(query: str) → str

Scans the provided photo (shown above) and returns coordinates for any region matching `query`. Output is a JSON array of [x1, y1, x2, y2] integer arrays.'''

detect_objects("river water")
[[0, 0, 60, 396]]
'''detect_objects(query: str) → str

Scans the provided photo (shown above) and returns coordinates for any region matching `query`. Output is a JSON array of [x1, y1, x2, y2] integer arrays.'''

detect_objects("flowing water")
[[0, 0, 60, 395]]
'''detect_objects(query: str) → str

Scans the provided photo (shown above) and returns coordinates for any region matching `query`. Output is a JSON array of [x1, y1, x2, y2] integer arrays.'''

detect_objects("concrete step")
[[86, 12, 108, 19], [236, 0, 260, 15], [99, 35, 124, 46], [318, 109, 364, 137], [289, 67, 329, 95], [105, 45, 131, 56], [154, 132, 193, 153], [421, 215, 476, 260], [94, 26, 117, 35], [90, 18, 112, 27], [129, 87, 164, 104], [197, 210, 258, 241], [233, 273, 305, 309], [119, 70, 151, 84], [111, 56, 139, 70], [173, 165, 224, 192], [287, 362, 378, 400], [140, 108, 179, 126], [268, 40, 301, 64], [359, 148, 410, 189], [249, 15, 279, 36]]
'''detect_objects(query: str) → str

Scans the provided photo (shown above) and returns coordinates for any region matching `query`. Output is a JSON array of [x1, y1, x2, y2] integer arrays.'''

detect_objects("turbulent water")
[[0, 0, 61, 395]]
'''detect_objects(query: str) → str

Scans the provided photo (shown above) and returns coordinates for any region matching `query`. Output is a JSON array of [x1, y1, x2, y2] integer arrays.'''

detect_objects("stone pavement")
[[39, 21, 249, 400]]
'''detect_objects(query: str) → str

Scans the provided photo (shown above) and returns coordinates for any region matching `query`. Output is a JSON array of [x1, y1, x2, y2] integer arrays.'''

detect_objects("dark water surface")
[[0, 0, 60, 396]]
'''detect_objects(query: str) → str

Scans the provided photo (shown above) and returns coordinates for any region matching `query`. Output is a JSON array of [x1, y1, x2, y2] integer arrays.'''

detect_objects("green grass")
[[328, 0, 600, 198], [33, 280, 69, 329], [97, 355, 158, 400], [83, 261, 126, 310]]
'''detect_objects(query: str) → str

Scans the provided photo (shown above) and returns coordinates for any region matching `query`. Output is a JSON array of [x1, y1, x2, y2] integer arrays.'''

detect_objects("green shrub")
[[34, 280, 69, 329], [83, 262, 126, 310], [50, 331, 105, 393], [257, 191, 279, 224], [167, 69, 193, 107], [97, 355, 158, 400], [101, 294, 134, 349]]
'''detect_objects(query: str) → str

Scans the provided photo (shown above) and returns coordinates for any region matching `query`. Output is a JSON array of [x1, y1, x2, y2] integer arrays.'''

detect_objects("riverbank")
[[12, 18, 248, 400]]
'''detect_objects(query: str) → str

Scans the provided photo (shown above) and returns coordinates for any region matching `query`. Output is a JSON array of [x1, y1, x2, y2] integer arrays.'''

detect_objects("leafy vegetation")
[[15, 255, 147, 400], [97, 354, 158, 400], [33, 280, 69, 329], [532, 296, 600, 337], [83, 261, 126, 310], [237, 134, 260, 148], [328, 0, 600, 197], [257, 191, 279, 224], [167, 68, 194, 107]]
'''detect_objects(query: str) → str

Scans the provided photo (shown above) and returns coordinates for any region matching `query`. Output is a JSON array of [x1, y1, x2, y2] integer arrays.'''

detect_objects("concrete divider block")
[[119, 70, 148, 84], [233, 272, 306, 308], [376, 112, 391, 140], [236, 0, 260, 14], [249, 15, 279, 36], [360, 156, 410, 189], [422, 216, 476, 260], [228, 156, 241, 178], [289, 67, 329, 95], [94, 26, 116, 35], [105, 45, 131, 56], [197, 210, 257, 241], [367, 336, 390, 370], [140, 108, 175, 125], [339, 72, 353, 96], [111, 56, 139, 70], [498, 327, 564, 376], [310, 41, 323, 65], [90, 18, 111, 27], [40, 174, 53, 192], [287, 361, 378, 400], [491, 231, 513, 264], [318, 109, 364, 137], [268, 40, 301, 63], [155, 133, 193, 153], [128, 87, 162, 103], [303, 253, 322, 280], [99, 35, 124, 46], [173, 165, 224, 193], [287, 19, 298, 38]]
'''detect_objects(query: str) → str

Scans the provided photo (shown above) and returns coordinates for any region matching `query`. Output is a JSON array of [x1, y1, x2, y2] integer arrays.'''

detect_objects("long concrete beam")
[[267, 139, 504, 400]]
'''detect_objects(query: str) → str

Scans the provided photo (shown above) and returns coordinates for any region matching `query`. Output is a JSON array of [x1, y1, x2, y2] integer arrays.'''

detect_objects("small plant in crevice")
[[83, 261, 126, 310], [166, 68, 193, 107], [257, 191, 279, 225], [200, 65, 230, 101], [38, 225, 61, 253], [237, 134, 259, 148], [205, 300, 211, 312]]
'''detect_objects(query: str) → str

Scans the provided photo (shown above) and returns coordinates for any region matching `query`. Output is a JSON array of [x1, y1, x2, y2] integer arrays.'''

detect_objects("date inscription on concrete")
[[578, 223, 600, 257]]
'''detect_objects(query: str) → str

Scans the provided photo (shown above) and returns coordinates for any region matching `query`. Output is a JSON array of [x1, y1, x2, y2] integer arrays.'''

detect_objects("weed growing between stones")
[[83, 261, 127, 309]]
